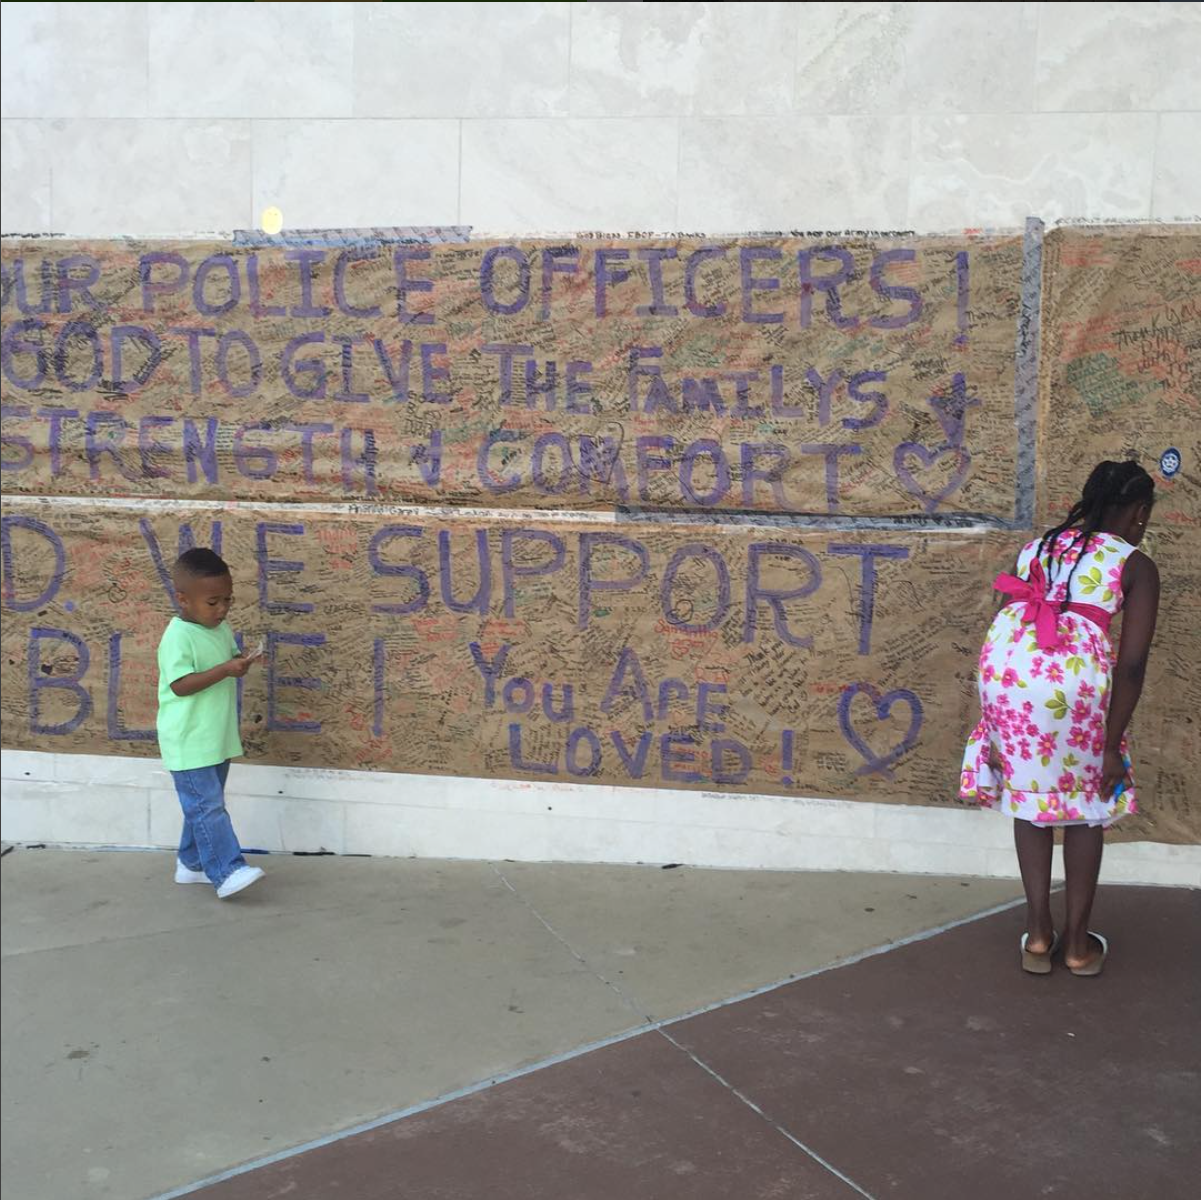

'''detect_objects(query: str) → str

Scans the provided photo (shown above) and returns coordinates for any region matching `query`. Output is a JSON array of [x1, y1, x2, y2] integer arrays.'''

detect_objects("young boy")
[[157, 548, 264, 899]]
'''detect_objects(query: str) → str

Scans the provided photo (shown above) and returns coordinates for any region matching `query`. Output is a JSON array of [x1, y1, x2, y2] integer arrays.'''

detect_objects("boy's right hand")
[[225, 655, 255, 678]]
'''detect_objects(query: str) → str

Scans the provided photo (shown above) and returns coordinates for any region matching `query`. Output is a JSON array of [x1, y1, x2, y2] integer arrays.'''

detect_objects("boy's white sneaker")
[[175, 860, 210, 885], [216, 865, 265, 899]]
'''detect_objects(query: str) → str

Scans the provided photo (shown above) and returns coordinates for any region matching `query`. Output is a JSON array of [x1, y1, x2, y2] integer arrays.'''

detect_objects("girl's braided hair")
[[1038, 460, 1155, 609]]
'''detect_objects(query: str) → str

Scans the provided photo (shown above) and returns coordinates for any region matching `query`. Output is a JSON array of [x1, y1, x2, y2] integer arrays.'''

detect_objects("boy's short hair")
[[172, 548, 230, 586]]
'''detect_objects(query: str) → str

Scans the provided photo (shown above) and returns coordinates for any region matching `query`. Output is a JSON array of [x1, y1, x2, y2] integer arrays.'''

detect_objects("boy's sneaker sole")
[[217, 865, 265, 899]]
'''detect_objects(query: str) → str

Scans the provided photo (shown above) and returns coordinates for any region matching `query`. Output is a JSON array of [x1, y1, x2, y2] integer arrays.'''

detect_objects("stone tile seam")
[[655, 1022, 877, 1199]]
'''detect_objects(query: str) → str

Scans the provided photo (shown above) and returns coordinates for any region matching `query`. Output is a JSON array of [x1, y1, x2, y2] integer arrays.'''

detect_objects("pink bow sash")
[[993, 558, 1112, 652]]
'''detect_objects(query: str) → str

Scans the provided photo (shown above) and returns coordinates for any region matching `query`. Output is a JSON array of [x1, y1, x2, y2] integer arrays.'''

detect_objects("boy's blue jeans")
[[170, 761, 248, 886]]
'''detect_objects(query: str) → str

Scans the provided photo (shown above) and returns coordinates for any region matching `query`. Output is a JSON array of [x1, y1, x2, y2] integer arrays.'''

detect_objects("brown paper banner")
[[1037, 226, 1201, 844], [1, 236, 1021, 517], [1, 225, 1199, 845], [2, 501, 1010, 808]]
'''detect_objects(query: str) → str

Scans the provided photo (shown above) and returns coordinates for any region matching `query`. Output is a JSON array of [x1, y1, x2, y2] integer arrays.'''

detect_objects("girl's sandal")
[[1020, 931, 1061, 974], [1066, 931, 1108, 977]]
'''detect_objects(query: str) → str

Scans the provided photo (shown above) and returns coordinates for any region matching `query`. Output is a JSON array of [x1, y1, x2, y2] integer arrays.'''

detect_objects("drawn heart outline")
[[838, 683, 924, 779], [894, 441, 971, 513]]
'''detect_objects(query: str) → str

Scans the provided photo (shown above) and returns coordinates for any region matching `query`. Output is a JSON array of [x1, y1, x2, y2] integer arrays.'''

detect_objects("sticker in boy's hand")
[[246, 638, 266, 660]]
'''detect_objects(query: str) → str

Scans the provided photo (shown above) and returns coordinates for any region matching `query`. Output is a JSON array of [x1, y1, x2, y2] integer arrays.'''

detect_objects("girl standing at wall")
[[960, 461, 1160, 976]]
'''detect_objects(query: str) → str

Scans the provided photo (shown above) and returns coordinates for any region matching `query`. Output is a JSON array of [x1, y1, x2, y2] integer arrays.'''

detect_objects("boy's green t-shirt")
[[156, 617, 243, 771]]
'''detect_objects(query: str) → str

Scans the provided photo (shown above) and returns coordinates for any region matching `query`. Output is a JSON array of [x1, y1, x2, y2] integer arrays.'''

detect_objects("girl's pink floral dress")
[[960, 529, 1137, 828]]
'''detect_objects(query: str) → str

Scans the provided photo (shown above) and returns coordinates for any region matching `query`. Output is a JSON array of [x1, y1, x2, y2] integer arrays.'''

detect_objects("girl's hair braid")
[[1038, 460, 1155, 608]]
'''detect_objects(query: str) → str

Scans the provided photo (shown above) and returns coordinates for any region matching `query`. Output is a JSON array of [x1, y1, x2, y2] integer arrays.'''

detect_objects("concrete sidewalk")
[[1, 848, 1197, 1200]]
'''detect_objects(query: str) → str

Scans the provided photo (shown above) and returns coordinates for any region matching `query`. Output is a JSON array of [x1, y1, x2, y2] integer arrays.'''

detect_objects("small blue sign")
[[1159, 448, 1182, 479]]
